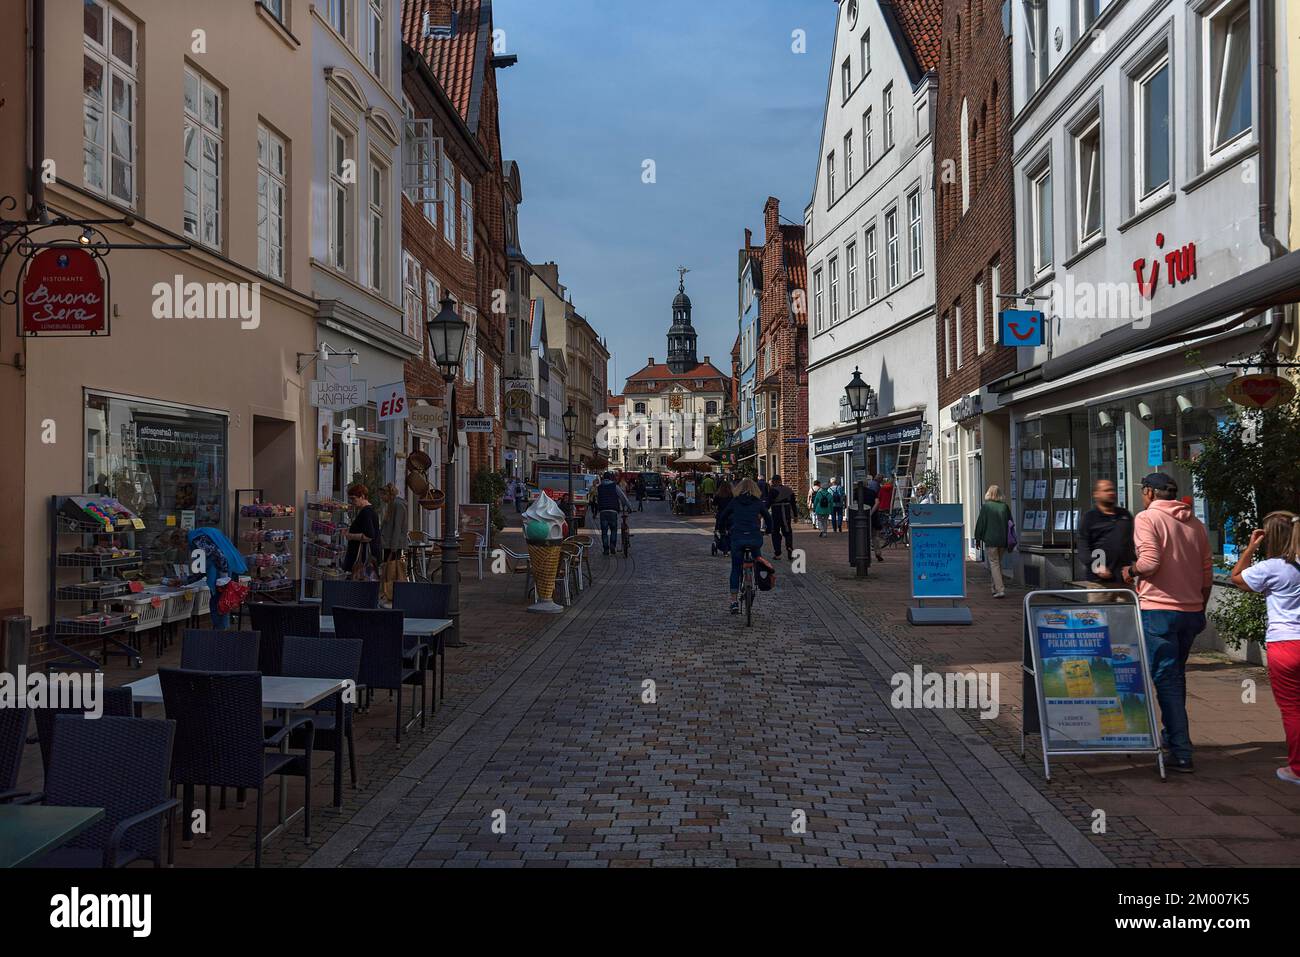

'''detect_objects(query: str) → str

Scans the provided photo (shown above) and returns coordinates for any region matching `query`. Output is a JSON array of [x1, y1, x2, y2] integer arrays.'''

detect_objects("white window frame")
[[183, 66, 223, 250], [1073, 115, 1103, 246], [813, 268, 825, 333], [975, 280, 986, 355], [907, 188, 923, 276], [960, 98, 971, 212], [1026, 0, 1049, 92], [826, 151, 837, 207], [1134, 52, 1172, 211], [990, 262, 1002, 345], [1077, 0, 1102, 40], [846, 241, 859, 314], [829, 255, 840, 327], [885, 207, 900, 290], [1202, 0, 1253, 166], [864, 108, 874, 168], [943, 312, 952, 377], [866, 225, 879, 302], [257, 123, 287, 281], [328, 123, 352, 272], [460, 174, 474, 260], [862, 29, 871, 75], [82, 1, 137, 207], [327, 0, 348, 38], [1030, 161, 1053, 276], [883, 85, 894, 150], [844, 131, 854, 188], [403, 251, 422, 342], [366, 0, 383, 80], [841, 58, 852, 101], [954, 304, 964, 369], [464, 312, 477, 383], [368, 153, 387, 293], [423, 273, 439, 358]]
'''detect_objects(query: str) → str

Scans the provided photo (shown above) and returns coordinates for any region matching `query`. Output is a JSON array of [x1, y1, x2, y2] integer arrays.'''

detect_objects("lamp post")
[[721, 408, 738, 475], [845, 367, 875, 578], [562, 404, 577, 530], [426, 296, 469, 644]]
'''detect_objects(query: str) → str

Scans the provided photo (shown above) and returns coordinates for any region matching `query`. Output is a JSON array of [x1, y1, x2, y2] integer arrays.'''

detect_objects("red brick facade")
[[934, 0, 1017, 408], [756, 197, 809, 500]]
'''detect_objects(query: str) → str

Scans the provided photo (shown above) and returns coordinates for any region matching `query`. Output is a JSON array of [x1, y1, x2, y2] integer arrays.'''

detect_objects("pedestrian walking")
[[635, 474, 646, 512], [1122, 473, 1212, 774], [1077, 479, 1134, 590], [830, 478, 846, 533], [378, 483, 409, 563], [972, 485, 1013, 598], [593, 471, 632, 555], [765, 475, 796, 559], [714, 479, 734, 516], [913, 483, 936, 506], [1230, 511, 1300, 785], [812, 482, 834, 537], [701, 472, 717, 512]]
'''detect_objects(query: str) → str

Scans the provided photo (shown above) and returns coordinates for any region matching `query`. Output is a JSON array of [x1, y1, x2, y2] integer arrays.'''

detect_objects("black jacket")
[[1077, 506, 1135, 582], [766, 484, 796, 525], [718, 493, 771, 548]]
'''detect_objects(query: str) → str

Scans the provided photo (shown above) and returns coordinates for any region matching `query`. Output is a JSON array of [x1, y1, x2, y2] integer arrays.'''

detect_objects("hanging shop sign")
[[505, 380, 533, 413], [1225, 373, 1296, 411], [408, 405, 449, 432], [460, 417, 494, 433], [20, 247, 109, 337], [310, 375, 367, 411], [375, 381, 408, 422], [998, 309, 1045, 347]]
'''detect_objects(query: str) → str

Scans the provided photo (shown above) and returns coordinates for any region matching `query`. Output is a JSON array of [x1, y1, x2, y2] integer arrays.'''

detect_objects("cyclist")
[[594, 470, 632, 555], [718, 477, 772, 615]]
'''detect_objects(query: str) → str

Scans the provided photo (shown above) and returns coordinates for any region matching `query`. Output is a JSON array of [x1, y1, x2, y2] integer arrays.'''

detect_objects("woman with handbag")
[[973, 484, 1013, 599], [342, 483, 382, 580]]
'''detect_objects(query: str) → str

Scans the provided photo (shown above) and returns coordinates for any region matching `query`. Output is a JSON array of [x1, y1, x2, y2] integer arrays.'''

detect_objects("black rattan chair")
[[34, 715, 178, 868], [248, 604, 320, 677], [0, 707, 31, 803], [34, 687, 134, 776], [320, 581, 380, 617], [159, 669, 313, 868], [331, 607, 425, 743], [391, 582, 451, 708], [180, 630, 261, 671], [275, 636, 364, 802]]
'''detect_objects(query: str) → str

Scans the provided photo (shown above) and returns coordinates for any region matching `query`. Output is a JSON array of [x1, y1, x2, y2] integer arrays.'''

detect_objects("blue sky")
[[493, 0, 833, 390]]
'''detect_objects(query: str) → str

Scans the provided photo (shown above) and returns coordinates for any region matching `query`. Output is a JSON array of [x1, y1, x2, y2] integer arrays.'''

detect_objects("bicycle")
[[739, 545, 756, 627], [620, 510, 631, 558], [879, 512, 910, 550]]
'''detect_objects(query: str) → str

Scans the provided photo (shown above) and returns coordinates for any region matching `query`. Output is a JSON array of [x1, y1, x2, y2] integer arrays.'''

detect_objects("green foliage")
[[1210, 588, 1268, 651], [471, 468, 508, 532], [709, 424, 727, 448]]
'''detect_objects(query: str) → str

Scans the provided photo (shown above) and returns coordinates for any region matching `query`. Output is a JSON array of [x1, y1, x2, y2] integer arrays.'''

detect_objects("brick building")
[[401, 0, 514, 525], [753, 197, 809, 499], [933, 0, 1017, 554]]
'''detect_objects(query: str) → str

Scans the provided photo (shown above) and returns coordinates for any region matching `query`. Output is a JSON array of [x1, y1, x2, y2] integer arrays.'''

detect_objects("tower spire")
[[667, 266, 698, 374]]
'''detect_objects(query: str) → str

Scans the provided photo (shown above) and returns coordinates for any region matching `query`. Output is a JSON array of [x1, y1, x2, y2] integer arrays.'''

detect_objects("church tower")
[[667, 267, 699, 374]]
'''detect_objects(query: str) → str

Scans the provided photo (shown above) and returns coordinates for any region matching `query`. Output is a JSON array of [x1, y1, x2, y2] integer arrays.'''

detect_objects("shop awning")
[[991, 248, 1300, 394]]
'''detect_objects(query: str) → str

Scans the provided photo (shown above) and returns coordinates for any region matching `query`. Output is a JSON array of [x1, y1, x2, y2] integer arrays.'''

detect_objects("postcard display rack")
[[300, 492, 351, 602], [48, 495, 147, 670], [236, 490, 296, 601]]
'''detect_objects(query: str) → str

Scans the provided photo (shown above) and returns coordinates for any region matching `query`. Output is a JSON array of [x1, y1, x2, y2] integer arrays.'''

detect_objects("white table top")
[[123, 674, 348, 710], [319, 616, 452, 638]]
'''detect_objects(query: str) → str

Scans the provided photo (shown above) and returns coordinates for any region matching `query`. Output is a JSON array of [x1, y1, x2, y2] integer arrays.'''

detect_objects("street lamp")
[[562, 404, 577, 530], [426, 296, 469, 644], [845, 367, 874, 579], [721, 408, 738, 474]]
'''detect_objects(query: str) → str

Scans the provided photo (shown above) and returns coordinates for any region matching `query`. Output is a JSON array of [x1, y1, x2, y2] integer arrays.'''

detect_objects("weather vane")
[[676, 265, 690, 290]]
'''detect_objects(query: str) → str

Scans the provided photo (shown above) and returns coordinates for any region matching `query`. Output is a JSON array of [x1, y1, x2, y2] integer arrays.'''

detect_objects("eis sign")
[[20, 247, 109, 336]]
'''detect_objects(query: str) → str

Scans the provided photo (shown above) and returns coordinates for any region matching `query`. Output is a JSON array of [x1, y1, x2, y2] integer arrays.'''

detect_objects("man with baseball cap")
[[1123, 472, 1213, 773]]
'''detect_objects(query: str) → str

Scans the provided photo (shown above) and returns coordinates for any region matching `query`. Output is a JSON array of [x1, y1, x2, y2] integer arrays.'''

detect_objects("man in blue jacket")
[[594, 471, 632, 554]]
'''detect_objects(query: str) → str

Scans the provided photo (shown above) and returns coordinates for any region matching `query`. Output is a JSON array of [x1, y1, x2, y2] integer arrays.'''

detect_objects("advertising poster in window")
[[1032, 607, 1156, 751]]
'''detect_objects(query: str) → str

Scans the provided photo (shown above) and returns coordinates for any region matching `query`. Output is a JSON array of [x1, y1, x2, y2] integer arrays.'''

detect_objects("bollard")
[[2, 616, 32, 673]]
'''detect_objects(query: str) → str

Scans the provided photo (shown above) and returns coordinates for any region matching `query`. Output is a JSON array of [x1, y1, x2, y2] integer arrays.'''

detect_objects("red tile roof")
[[880, 0, 942, 76], [624, 361, 730, 395], [404, 0, 489, 131]]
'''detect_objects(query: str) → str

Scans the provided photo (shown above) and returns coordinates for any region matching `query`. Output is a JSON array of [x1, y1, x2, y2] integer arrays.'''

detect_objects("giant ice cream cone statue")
[[527, 542, 564, 614]]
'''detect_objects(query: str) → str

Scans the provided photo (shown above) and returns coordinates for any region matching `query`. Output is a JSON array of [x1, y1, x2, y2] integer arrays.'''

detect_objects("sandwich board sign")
[[907, 503, 971, 625], [1021, 590, 1165, 780]]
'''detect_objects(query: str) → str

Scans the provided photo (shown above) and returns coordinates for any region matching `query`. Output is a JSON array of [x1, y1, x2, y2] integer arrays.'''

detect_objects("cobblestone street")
[[305, 505, 1109, 868]]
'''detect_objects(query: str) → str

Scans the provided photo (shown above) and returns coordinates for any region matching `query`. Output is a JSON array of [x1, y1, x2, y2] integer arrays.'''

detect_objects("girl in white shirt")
[[1231, 511, 1300, 785]]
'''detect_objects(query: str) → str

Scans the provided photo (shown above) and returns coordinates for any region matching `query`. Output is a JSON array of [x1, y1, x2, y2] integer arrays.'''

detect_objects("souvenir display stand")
[[47, 495, 146, 670], [236, 490, 296, 602], [300, 492, 351, 603]]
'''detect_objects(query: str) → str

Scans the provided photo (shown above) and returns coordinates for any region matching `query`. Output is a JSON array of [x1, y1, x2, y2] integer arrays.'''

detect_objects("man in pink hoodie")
[[1122, 472, 1213, 773]]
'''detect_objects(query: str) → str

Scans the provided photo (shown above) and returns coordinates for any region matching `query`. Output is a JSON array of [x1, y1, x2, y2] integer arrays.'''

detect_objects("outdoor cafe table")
[[122, 674, 350, 820], [0, 805, 104, 868], [319, 617, 453, 641]]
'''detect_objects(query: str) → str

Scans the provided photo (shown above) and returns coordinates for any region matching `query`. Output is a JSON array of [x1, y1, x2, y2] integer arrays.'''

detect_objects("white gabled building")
[[805, 0, 943, 500]]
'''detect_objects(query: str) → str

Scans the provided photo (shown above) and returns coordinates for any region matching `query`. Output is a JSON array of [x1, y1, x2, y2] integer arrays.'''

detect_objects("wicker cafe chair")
[[0, 707, 31, 803], [249, 603, 321, 676], [159, 669, 313, 868], [34, 686, 134, 777], [180, 630, 261, 672], [321, 580, 381, 616], [391, 582, 450, 707], [274, 636, 364, 794], [331, 607, 426, 743], [35, 715, 178, 868]]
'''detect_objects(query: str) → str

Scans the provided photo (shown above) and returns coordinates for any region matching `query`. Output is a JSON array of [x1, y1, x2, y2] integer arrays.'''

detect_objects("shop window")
[[1015, 414, 1090, 555], [85, 393, 228, 569]]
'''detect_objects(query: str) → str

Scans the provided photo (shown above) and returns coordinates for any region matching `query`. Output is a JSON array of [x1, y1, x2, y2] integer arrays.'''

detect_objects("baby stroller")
[[711, 526, 731, 556]]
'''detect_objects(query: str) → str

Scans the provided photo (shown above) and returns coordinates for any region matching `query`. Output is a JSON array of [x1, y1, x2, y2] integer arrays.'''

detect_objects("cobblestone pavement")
[[306, 506, 1111, 868]]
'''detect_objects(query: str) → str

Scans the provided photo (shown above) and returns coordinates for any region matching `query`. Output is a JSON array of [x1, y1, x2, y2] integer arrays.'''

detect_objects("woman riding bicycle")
[[716, 477, 772, 615]]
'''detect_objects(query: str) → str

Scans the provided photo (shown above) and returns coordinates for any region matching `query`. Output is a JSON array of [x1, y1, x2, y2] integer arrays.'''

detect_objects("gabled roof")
[[879, 0, 942, 84], [404, 0, 494, 133], [626, 361, 728, 384]]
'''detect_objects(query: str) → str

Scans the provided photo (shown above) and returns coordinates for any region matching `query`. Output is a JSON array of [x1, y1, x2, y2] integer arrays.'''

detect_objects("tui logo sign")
[[998, 308, 1045, 348]]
